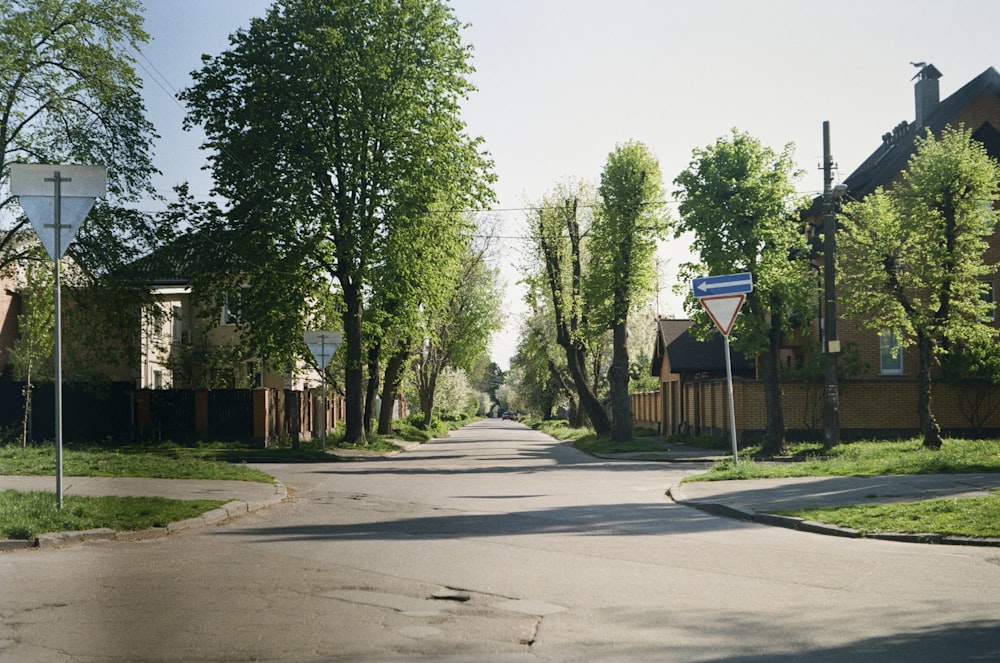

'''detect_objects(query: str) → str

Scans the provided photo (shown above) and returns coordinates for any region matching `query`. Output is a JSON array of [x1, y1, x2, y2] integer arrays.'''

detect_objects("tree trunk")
[[342, 281, 366, 444], [363, 344, 380, 435], [420, 370, 438, 428], [377, 346, 410, 435], [760, 313, 787, 455], [608, 321, 632, 442], [917, 332, 943, 449], [565, 344, 610, 436]]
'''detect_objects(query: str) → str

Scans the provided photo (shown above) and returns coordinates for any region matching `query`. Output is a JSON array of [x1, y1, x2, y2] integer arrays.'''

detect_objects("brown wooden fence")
[[138, 387, 406, 446]]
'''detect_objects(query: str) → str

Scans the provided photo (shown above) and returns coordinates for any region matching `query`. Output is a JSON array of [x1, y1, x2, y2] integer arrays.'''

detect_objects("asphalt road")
[[2, 420, 999, 662]]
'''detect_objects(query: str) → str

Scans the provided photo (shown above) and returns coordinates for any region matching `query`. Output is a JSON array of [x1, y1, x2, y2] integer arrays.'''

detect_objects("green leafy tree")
[[367, 205, 471, 436], [1, 0, 169, 383], [8, 246, 53, 445], [1, 0, 158, 273], [591, 141, 668, 442], [511, 293, 575, 421], [181, 0, 494, 443], [838, 126, 1000, 449], [525, 182, 611, 435], [672, 129, 811, 455], [412, 245, 502, 426]]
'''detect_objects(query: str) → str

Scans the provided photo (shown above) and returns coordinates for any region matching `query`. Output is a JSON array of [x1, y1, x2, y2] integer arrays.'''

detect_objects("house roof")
[[808, 66, 1000, 214], [651, 318, 754, 376]]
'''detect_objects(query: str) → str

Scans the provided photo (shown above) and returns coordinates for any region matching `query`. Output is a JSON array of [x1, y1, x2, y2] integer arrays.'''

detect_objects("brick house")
[[640, 64, 1000, 441]]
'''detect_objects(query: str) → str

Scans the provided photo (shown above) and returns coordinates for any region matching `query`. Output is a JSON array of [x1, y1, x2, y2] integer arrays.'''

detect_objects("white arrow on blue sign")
[[691, 272, 753, 297]]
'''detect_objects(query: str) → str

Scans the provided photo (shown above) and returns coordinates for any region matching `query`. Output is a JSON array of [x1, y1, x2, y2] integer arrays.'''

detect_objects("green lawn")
[[686, 438, 1000, 481], [684, 438, 1000, 539], [776, 491, 1000, 538], [0, 490, 226, 539], [0, 444, 275, 482]]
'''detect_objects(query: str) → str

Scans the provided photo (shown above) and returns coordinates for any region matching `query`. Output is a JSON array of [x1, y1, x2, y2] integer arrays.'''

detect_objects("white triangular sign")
[[18, 196, 96, 261], [699, 294, 745, 337], [305, 330, 343, 370]]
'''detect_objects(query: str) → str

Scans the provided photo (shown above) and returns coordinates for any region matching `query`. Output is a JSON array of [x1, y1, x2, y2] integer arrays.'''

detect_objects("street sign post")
[[305, 330, 342, 451], [11, 164, 106, 510], [692, 272, 752, 465]]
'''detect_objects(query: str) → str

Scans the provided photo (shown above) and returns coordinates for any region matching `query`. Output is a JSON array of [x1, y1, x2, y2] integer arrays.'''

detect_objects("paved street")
[[2, 420, 999, 662]]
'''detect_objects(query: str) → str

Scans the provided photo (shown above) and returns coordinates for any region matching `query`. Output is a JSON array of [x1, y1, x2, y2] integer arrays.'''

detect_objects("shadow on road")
[[219, 498, 738, 543]]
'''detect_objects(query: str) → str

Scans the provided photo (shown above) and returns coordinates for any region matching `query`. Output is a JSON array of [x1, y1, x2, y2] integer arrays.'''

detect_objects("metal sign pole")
[[10, 164, 106, 511], [46, 171, 67, 510], [723, 334, 739, 466], [321, 336, 327, 452]]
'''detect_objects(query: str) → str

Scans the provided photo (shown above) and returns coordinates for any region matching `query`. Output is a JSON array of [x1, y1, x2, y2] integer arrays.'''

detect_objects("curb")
[[667, 484, 1000, 547], [1, 480, 287, 551]]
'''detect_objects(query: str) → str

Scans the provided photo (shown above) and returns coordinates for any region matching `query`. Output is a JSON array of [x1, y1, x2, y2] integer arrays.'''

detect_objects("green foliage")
[[181, 0, 495, 443], [9, 246, 54, 383], [839, 126, 1000, 353], [672, 129, 811, 453], [689, 438, 1000, 481], [838, 126, 1000, 447], [1, 0, 159, 274], [590, 140, 669, 328], [0, 491, 226, 539], [671, 129, 812, 353]]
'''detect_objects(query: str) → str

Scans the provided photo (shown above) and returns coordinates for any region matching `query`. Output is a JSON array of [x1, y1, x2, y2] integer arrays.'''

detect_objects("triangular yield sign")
[[305, 330, 343, 370], [18, 196, 96, 261], [699, 294, 745, 337]]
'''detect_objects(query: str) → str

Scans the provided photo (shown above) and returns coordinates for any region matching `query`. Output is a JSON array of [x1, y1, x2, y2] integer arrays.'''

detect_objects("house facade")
[[638, 65, 1000, 442]]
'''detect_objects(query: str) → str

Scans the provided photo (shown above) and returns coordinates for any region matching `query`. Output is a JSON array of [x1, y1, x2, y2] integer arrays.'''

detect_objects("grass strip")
[[0, 445, 273, 483], [686, 438, 1000, 482], [0, 490, 226, 539], [774, 491, 1000, 538]]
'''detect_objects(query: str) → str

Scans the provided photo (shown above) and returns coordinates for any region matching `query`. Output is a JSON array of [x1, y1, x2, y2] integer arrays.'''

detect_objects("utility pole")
[[822, 121, 840, 448]]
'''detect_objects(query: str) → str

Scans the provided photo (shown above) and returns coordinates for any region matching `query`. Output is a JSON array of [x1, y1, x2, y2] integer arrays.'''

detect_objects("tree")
[[838, 126, 1000, 449], [8, 245, 53, 446], [591, 141, 668, 442], [412, 244, 502, 426], [672, 129, 812, 455], [367, 204, 471, 436], [1, 0, 170, 384], [1, 0, 158, 274], [526, 182, 611, 435], [181, 0, 494, 443], [511, 295, 575, 421]]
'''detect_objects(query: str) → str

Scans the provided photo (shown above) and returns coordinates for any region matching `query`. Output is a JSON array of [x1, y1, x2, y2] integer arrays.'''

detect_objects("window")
[[879, 330, 904, 375], [171, 305, 183, 344], [221, 286, 250, 325]]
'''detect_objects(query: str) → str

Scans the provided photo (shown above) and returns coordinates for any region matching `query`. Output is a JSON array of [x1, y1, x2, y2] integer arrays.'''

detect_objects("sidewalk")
[[0, 475, 286, 550], [668, 473, 1000, 546]]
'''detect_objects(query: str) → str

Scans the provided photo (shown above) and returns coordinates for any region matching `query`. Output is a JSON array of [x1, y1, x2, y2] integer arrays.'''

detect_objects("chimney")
[[913, 63, 942, 127]]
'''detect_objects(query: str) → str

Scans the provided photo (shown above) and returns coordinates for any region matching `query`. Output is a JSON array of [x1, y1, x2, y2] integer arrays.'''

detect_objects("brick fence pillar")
[[253, 388, 270, 447]]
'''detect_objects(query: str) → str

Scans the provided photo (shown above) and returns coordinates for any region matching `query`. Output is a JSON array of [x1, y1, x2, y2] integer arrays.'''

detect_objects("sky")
[[135, 0, 1000, 369]]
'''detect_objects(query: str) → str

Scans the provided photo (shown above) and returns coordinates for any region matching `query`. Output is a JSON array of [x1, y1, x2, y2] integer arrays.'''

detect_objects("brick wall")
[[689, 378, 1000, 441]]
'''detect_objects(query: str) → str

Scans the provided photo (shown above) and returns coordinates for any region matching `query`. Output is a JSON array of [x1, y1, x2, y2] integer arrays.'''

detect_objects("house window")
[[221, 286, 250, 325], [879, 330, 904, 375], [153, 369, 163, 389], [171, 305, 183, 344], [982, 281, 995, 322]]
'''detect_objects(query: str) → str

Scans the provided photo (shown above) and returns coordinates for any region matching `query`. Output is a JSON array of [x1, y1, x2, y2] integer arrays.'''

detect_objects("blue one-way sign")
[[691, 272, 753, 297]]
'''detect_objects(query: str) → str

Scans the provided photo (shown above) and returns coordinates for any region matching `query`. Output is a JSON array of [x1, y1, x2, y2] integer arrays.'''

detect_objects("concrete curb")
[[2, 480, 287, 551], [667, 483, 1000, 547]]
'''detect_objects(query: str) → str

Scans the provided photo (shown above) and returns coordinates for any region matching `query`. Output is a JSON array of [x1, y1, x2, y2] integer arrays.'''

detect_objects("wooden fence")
[[0, 381, 406, 446]]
